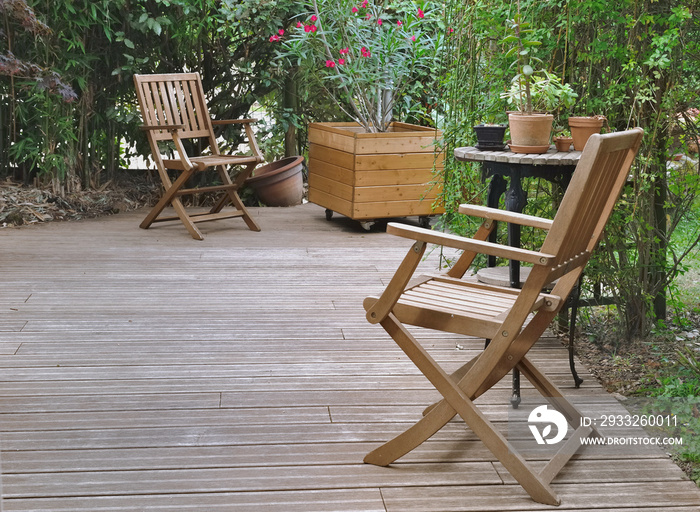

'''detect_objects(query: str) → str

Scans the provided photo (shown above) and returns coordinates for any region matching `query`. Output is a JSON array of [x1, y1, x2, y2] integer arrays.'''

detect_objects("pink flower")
[[417, 8, 425, 18], [361, 46, 371, 57], [325, 60, 336, 68], [361, 0, 368, 7], [310, 15, 317, 22], [304, 24, 317, 33], [278, 29, 284, 36], [269, 35, 280, 42], [296, 21, 303, 28], [310, 24, 317, 32], [338, 58, 346, 65], [397, 20, 402, 27], [377, 18, 382, 26], [352, 6, 358, 13], [410, 35, 416, 41], [339, 47, 350, 55]]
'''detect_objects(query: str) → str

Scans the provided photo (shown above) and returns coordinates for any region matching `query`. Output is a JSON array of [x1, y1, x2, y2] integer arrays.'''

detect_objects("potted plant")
[[269, 0, 446, 225], [552, 127, 574, 152], [500, 11, 577, 153], [568, 114, 607, 150], [473, 122, 508, 151], [270, 0, 443, 134]]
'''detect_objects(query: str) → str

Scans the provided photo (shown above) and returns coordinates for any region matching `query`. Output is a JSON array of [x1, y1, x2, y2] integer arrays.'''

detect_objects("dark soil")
[[573, 314, 700, 484], [574, 315, 700, 395]]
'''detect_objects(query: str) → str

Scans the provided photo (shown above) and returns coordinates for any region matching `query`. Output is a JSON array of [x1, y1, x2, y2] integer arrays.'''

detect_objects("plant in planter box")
[[269, 0, 446, 227], [269, 0, 444, 133], [500, 11, 577, 153]]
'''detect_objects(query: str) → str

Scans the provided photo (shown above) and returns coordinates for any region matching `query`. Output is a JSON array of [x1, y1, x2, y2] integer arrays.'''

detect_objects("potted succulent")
[[500, 12, 577, 153]]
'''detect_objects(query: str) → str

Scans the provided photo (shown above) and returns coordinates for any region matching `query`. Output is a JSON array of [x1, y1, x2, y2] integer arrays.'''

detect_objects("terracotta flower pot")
[[554, 136, 574, 152], [507, 113, 553, 153], [246, 156, 305, 207], [568, 116, 605, 151]]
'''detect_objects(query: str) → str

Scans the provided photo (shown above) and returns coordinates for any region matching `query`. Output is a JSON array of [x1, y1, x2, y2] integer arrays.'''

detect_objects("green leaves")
[[270, 0, 445, 131]]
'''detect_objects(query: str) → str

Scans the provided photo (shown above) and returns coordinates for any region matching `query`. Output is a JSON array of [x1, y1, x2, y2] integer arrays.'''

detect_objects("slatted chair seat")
[[360, 128, 644, 506], [133, 73, 263, 240], [380, 276, 557, 340]]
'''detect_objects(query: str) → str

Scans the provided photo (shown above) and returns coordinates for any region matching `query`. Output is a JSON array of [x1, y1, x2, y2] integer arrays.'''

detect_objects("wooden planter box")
[[307, 122, 444, 223]]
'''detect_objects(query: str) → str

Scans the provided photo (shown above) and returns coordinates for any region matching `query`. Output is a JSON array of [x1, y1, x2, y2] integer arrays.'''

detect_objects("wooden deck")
[[1, 203, 699, 511]]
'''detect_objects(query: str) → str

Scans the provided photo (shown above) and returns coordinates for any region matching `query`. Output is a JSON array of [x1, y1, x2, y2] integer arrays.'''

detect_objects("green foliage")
[[1, 0, 299, 190], [501, 70, 577, 114], [652, 375, 700, 398], [439, 0, 700, 338], [268, 0, 445, 133]]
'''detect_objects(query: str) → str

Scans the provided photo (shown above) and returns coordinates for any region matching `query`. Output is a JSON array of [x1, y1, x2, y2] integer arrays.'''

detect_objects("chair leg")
[[365, 396, 457, 466], [140, 169, 204, 240], [211, 165, 261, 232], [422, 354, 482, 417], [371, 313, 561, 506], [229, 191, 261, 232], [172, 198, 204, 240]]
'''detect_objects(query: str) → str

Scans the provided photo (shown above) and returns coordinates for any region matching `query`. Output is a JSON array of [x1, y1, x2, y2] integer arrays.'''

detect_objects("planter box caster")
[[360, 220, 376, 231]]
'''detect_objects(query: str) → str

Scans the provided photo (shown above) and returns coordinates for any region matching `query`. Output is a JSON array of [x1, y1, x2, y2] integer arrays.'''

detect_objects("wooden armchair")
[[133, 72, 263, 240], [361, 128, 644, 505]]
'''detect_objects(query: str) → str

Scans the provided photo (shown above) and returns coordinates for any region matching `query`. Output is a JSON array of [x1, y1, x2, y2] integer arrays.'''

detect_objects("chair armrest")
[[459, 204, 553, 230], [386, 223, 555, 266], [140, 123, 185, 132], [211, 119, 263, 162], [211, 118, 257, 125]]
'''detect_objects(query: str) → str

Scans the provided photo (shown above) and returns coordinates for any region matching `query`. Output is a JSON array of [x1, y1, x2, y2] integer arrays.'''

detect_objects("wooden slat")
[[353, 183, 441, 203], [0, 203, 697, 511], [355, 152, 443, 171]]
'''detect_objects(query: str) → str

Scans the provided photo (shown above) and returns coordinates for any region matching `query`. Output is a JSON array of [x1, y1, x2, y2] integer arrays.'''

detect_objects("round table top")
[[454, 146, 582, 166]]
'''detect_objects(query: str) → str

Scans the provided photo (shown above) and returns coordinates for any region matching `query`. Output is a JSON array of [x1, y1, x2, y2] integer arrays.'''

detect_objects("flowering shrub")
[[270, 0, 443, 133]]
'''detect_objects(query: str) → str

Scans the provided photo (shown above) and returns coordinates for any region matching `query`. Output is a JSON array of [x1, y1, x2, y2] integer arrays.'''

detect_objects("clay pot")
[[246, 156, 304, 207], [507, 113, 553, 153], [568, 116, 606, 151], [554, 136, 574, 152]]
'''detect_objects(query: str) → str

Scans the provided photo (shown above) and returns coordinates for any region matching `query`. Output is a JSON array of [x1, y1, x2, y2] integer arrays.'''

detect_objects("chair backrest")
[[541, 128, 643, 274], [134, 72, 216, 147]]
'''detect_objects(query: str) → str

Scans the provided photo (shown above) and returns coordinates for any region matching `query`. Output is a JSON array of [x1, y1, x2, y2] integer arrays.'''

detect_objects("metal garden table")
[[454, 145, 584, 406]]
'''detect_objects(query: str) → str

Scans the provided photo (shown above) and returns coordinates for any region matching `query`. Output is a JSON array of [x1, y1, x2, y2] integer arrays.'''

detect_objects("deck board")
[[1, 203, 698, 511]]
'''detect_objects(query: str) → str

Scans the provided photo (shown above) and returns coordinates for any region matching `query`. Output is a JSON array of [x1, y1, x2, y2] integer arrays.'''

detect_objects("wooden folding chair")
[[362, 128, 644, 505], [134, 72, 263, 240]]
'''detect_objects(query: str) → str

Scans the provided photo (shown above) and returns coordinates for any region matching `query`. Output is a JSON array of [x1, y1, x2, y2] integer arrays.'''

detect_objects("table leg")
[[486, 174, 507, 268], [505, 168, 527, 288], [505, 169, 527, 408]]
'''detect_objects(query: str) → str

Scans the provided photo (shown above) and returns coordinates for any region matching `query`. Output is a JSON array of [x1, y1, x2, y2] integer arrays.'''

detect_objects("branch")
[[311, 0, 372, 131]]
